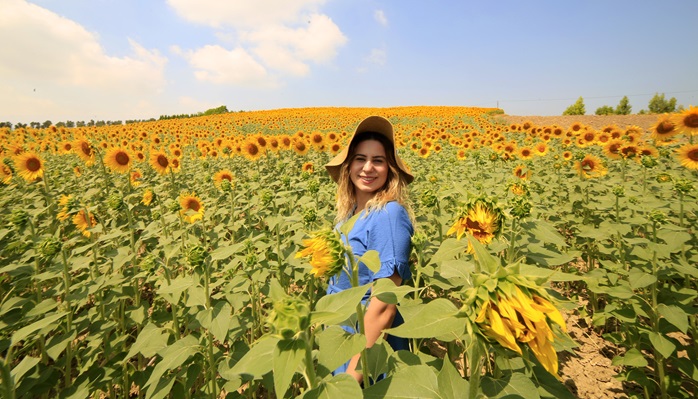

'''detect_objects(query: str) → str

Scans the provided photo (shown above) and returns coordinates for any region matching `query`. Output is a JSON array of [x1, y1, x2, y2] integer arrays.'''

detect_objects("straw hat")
[[325, 115, 414, 184]]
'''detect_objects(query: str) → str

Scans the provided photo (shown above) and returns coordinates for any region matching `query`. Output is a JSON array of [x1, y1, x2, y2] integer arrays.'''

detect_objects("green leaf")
[[312, 284, 370, 326], [627, 271, 656, 290], [300, 373, 363, 399], [360, 250, 381, 273], [438, 259, 475, 282], [437, 359, 469, 399], [11, 312, 66, 345], [428, 238, 467, 265], [468, 235, 499, 274], [157, 276, 195, 304], [612, 348, 648, 367], [210, 302, 232, 342], [316, 326, 366, 373], [273, 339, 306, 397], [371, 278, 416, 305], [648, 331, 676, 359], [229, 335, 280, 379], [45, 330, 76, 361], [127, 323, 169, 359], [340, 213, 360, 237], [144, 335, 200, 390], [10, 356, 40, 384], [525, 220, 568, 247], [365, 340, 393, 380], [386, 298, 465, 341], [481, 372, 541, 399], [657, 304, 689, 334], [518, 264, 582, 283], [210, 243, 243, 261], [363, 364, 439, 398]]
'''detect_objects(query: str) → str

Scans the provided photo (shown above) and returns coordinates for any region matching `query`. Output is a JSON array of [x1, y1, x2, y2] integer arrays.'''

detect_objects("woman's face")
[[349, 139, 389, 198]]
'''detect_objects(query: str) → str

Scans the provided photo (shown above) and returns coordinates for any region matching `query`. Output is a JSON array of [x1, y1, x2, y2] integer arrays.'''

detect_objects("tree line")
[[0, 105, 233, 130], [562, 93, 683, 116]]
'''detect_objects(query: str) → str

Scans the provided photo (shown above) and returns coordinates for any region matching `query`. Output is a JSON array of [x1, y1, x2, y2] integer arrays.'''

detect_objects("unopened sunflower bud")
[[421, 189, 438, 208], [612, 185, 625, 198], [167, 199, 180, 213], [220, 179, 232, 192], [656, 173, 672, 183], [186, 244, 207, 268], [267, 297, 311, 339], [140, 253, 158, 271], [108, 193, 124, 211], [37, 236, 61, 258], [510, 196, 532, 219], [641, 156, 657, 169], [303, 208, 317, 226], [307, 179, 320, 195], [674, 179, 693, 195], [10, 208, 28, 228], [648, 209, 667, 225]]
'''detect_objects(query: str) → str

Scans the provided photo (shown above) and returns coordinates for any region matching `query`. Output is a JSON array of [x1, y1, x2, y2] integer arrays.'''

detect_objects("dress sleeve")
[[367, 202, 413, 282]]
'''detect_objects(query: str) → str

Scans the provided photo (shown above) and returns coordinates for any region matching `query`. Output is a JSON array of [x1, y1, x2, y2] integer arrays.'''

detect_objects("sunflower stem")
[[347, 250, 371, 387]]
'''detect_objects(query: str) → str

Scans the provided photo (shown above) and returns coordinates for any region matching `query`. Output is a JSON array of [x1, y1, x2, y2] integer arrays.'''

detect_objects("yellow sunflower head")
[[676, 143, 698, 170], [673, 105, 698, 136], [13, 152, 44, 182], [575, 154, 607, 179], [104, 147, 132, 173], [294, 229, 345, 278], [179, 192, 204, 223], [447, 196, 503, 247], [650, 114, 680, 141]]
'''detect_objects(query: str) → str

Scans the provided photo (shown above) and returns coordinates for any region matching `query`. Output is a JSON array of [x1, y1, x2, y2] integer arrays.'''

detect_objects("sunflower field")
[[1, 106, 697, 399]]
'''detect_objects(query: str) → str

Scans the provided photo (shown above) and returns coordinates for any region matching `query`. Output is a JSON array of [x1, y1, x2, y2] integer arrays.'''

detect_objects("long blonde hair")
[[334, 132, 413, 224]]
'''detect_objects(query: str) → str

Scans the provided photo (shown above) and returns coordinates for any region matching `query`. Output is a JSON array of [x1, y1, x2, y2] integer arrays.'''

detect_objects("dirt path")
[[494, 114, 661, 131]]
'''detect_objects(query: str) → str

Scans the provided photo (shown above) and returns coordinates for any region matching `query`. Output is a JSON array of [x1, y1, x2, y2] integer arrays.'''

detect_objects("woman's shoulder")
[[371, 201, 410, 223]]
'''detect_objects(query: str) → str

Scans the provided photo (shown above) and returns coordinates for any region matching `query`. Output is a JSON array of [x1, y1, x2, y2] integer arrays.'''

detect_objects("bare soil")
[[495, 114, 660, 131]]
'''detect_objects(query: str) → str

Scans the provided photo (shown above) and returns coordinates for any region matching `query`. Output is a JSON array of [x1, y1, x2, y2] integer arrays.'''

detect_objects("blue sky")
[[1, 0, 697, 124]]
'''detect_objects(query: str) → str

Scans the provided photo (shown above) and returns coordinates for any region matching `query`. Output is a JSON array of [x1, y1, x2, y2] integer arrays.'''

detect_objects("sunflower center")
[[582, 159, 595, 170], [26, 157, 41, 172], [81, 142, 92, 156], [157, 154, 169, 168], [187, 199, 201, 211], [684, 114, 698, 129], [115, 152, 130, 166], [247, 144, 259, 156], [656, 121, 675, 135], [688, 149, 698, 162], [222, 175, 232, 181]]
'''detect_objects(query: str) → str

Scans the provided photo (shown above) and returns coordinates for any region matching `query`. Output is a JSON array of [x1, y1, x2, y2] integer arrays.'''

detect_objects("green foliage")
[[595, 105, 615, 115], [615, 96, 632, 115], [562, 96, 585, 115], [648, 93, 677, 114]]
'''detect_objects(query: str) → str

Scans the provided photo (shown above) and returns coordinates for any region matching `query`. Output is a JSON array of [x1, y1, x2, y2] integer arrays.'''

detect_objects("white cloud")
[[179, 45, 276, 87], [374, 10, 388, 27], [366, 48, 387, 66], [167, 0, 346, 81], [0, 0, 167, 121], [167, 0, 326, 29]]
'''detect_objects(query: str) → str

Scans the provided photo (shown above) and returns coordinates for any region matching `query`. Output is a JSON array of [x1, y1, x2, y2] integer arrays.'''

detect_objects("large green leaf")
[[437, 358, 469, 399], [144, 335, 200, 391], [360, 250, 381, 273], [481, 372, 541, 398], [371, 278, 416, 305], [657, 304, 689, 334], [363, 364, 440, 398], [316, 326, 366, 373], [627, 271, 656, 290], [10, 355, 40, 385], [525, 220, 568, 247], [311, 284, 370, 326], [299, 373, 362, 399], [11, 312, 66, 345], [612, 348, 648, 368], [648, 331, 676, 359], [428, 238, 467, 265], [273, 339, 306, 398], [157, 276, 195, 304], [385, 298, 465, 341], [228, 335, 280, 379], [127, 322, 169, 359]]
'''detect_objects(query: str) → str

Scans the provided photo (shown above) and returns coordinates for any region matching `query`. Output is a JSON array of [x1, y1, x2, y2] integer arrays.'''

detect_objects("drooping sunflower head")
[[0, 162, 13, 184], [676, 143, 698, 170], [213, 169, 234, 190], [74, 139, 95, 166], [302, 161, 314, 174], [13, 152, 44, 182], [447, 196, 503, 246], [142, 189, 154, 206], [575, 154, 608, 179], [673, 105, 698, 136], [104, 147, 132, 174], [294, 229, 345, 278], [130, 169, 143, 187], [650, 114, 680, 141], [72, 209, 97, 238], [178, 192, 204, 223]]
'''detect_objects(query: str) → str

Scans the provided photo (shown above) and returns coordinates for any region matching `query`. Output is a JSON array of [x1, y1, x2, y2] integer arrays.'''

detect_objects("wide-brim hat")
[[325, 115, 414, 184]]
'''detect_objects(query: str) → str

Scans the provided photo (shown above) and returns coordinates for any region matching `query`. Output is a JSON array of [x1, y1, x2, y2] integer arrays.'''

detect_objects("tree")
[[648, 93, 677, 114], [615, 96, 632, 115], [595, 105, 615, 115], [563, 97, 585, 115]]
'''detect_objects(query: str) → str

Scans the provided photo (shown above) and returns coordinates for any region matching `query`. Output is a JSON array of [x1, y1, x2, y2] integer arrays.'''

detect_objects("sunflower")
[[243, 140, 262, 161], [534, 142, 548, 157], [0, 163, 13, 184], [457, 149, 468, 160], [13, 152, 44, 182], [295, 229, 345, 278], [447, 197, 503, 250], [650, 114, 680, 141], [638, 145, 659, 158], [518, 147, 533, 160], [213, 169, 234, 189], [104, 147, 132, 174], [73, 209, 96, 237], [179, 192, 204, 223], [292, 139, 309, 156], [130, 169, 143, 187], [58, 141, 73, 154], [676, 143, 698, 170], [562, 151, 573, 161], [575, 154, 607, 179], [302, 162, 314, 174], [170, 157, 182, 173], [329, 143, 342, 154], [279, 135, 292, 150], [73, 166, 82, 177], [619, 144, 638, 159], [418, 147, 430, 159], [149, 151, 170, 175], [603, 139, 623, 160], [309, 131, 325, 149], [74, 139, 95, 166], [578, 130, 597, 147], [513, 165, 530, 180], [142, 189, 154, 206], [673, 105, 698, 136]]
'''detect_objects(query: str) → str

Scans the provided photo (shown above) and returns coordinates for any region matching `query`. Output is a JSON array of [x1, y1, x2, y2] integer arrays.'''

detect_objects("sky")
[[1, 0, 697, 124]]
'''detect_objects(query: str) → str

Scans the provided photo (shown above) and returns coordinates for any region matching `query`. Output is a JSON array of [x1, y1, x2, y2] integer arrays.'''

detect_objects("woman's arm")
[[346, 272, 403, 384]]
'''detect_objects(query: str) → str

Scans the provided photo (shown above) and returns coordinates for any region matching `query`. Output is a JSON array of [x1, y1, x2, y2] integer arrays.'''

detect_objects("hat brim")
[[325, 115, 414, 184]]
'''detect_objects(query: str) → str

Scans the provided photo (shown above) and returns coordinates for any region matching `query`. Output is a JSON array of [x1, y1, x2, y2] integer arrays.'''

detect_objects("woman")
[[324, 115, 414, 384]]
